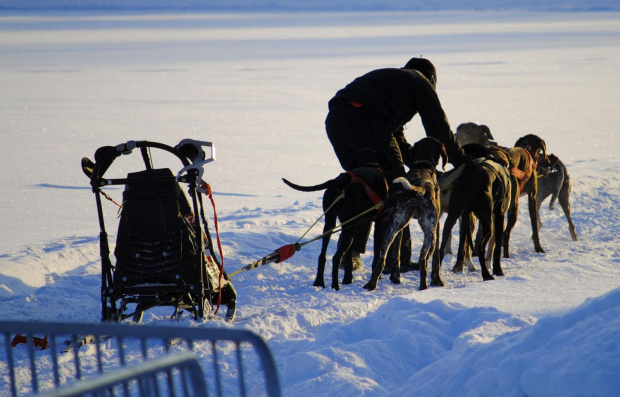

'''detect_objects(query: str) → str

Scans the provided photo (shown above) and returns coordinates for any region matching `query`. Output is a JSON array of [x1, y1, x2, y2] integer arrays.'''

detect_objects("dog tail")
[[393, 177, 426, 196], [282, 178, 333, 192], [550, 163, 565, 210]]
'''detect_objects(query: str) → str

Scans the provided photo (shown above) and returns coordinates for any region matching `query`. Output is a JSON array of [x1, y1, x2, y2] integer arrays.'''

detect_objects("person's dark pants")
[[325, 102, 405, 180], [325, 102, 407, 256]]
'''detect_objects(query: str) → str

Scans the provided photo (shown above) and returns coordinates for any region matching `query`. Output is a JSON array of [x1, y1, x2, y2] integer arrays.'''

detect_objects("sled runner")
[[82, 140, 236, 323]]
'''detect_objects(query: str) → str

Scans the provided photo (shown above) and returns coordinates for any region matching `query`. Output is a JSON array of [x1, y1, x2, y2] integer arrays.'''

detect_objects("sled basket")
[[82, 140, 235, 323]]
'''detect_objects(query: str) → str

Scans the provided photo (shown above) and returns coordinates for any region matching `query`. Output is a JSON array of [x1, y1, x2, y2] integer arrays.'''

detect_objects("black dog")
[[283, 155, 388, 291], [536, 153, 578, 241], [440, 144, 511, 280], [363, 137, 447, 291]]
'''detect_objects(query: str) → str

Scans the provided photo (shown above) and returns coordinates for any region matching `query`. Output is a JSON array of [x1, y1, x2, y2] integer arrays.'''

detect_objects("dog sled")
[[82, 139, 236, 323]]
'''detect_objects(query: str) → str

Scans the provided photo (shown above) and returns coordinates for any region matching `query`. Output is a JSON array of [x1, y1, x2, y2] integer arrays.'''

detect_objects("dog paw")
[[362, 281, 377, 291], [431, 278, 445, 287], [342, 277, 353, 285], [482, 274, 495, 281], [390, 275, 401, 284], [313, 280, 326, 288], [535, 247, 546, 253], [331, 283, 340, 291], [452, 264, 464, 273]]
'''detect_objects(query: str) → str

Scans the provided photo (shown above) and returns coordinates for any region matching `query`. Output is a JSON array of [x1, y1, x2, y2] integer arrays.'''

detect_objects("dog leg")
[[536, 199, 544, 231], [314, 254, 327, 288], [418, 242, 429, 290], [491, 208, 505, 277], [363, 218, 403, 291], [477, 216, 495, 281], [313, 210, 337, 288], [503, 202, 518, 258], [313, 229, 333, 288], [528, 192, 545, 253], [443, 230, 453, 255], [418, 211, 438, 290], [331, 248, 344, 291], [430, 219, 444, 287], [455, 214, 471, 275], [388, 231, 402, 285], [332, 235, 354, 291], [364, 246, 388, 291], [341, 250, 354, 285], [465, 214, 478, 272], [475, 223, 493, 272], [363, 221, 387, 291], [363, 259, 381, 291], [440, 211, 461, 272], [485, 226, 494, 269], [559, 190, 578, 241]]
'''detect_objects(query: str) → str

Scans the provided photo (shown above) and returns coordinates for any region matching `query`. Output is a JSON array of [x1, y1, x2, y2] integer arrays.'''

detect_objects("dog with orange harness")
[[502, 134, 549, 257], [282, 150, 388, 290]]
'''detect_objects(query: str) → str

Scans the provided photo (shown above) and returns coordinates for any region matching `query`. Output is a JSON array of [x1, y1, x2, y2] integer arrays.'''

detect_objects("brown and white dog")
[[536, 153, 578, 241], [363, 137, 447, 291], [283, 151, 388, 291]]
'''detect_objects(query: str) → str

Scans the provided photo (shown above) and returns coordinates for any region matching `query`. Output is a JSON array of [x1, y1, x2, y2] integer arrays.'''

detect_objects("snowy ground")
[[1, 5, 620, 397]]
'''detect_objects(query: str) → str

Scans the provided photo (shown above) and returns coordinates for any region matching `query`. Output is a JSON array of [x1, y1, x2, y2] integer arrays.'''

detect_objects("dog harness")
[[346, 170, 387, 207], [510, 149, 535, 192]]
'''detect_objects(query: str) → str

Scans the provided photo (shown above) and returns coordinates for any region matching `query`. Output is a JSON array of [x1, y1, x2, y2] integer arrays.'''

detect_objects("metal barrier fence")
[[0, 321, 281, 397], [35, 351, 207, 397]]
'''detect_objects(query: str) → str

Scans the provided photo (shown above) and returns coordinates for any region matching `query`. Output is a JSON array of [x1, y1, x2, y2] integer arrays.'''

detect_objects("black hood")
[[403, 57, 437, 88]]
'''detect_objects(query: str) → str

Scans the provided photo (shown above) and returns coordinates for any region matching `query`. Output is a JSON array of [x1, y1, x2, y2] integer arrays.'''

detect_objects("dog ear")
[[480, 124, 494, 140], [515, 136, 524, 147]]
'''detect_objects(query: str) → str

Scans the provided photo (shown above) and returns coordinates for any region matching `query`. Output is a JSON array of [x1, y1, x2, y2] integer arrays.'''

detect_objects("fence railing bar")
[[140, 338, 148, 360], [33, 352, 205, 397], [5, 331, 18, 397], [94, 335, 104, 374], [118, 335, 126, 366], [27, 333, 39, 393], [49, 336, 61, 387], [211, 340, 223, 397], [0, 321, 281, 397], [236, 342, 247, 397], [69, 334, 82, 381]]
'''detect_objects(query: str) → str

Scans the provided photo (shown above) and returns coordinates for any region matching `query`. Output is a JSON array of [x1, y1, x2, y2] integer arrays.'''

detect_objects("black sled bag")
[[113, 168, 207, 289]]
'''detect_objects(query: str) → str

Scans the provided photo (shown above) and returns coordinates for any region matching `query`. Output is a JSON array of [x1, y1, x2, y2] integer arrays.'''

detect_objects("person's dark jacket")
[[329, 68, 464, 167]]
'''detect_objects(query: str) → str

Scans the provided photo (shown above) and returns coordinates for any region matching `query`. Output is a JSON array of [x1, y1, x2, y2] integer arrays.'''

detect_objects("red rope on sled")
[[203, 182, 225, 315], [11, 334, 49, 350]]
